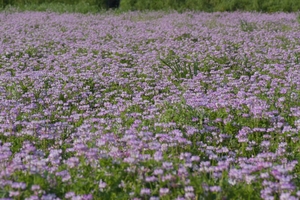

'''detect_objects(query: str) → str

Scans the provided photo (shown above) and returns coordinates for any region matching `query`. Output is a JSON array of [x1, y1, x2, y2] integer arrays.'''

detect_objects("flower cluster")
[[0, 11, 299, 199]]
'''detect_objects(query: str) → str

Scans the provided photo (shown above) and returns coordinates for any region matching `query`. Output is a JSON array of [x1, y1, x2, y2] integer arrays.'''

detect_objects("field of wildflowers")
[[0, 11, 300, 200]]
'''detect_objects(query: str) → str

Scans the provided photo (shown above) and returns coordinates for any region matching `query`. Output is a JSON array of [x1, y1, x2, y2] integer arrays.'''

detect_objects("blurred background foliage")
[[0, 0, 300, 13]]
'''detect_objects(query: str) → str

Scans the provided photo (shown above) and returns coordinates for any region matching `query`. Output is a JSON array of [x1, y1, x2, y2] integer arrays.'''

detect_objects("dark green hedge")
[[0, 0, 107, 9], [1, 0, 300, 12], [119, 0, 300, 12]]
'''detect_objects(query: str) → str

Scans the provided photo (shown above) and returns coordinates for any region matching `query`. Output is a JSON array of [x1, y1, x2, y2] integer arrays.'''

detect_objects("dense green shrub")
[[1, 0, 300, 12], [0, 0, 106, 10], [119, 0, 300, 12]]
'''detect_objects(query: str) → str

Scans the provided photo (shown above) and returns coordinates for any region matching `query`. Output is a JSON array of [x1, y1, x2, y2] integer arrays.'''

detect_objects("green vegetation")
[[1, 0, 300, 12], [0, 0, 106, 13], [120, 0, 300, 12]]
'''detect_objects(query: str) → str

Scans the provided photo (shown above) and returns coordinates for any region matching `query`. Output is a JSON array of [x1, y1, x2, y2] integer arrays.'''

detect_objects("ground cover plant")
[[0, 11, 300, 200]]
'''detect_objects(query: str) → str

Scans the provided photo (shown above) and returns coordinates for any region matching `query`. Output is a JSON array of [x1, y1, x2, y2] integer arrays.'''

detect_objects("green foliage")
[[184, 0, 207, 11], [159, 100, 205, 128], [0, 0, 105, 12], [119, 0, 135, 11], [159, 50, 201, 80], [297, 14, 300, 24], [239, 20, 257, 32], [1, 0, 300, 12], [119, 0, 300, 12]]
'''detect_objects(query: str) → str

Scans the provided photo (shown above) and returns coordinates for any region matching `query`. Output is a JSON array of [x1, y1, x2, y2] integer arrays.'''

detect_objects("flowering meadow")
[[0, 11, 300, 200]]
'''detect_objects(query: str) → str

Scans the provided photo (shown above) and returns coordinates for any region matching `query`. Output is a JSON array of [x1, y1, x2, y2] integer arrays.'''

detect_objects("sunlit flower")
[[159, 188, 169, 196], [140, 188, 151, 196], [98, 179, 107, 191]]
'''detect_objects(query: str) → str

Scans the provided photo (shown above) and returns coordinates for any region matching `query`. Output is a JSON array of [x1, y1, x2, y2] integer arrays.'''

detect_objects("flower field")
[[0, 11, 300, 199]]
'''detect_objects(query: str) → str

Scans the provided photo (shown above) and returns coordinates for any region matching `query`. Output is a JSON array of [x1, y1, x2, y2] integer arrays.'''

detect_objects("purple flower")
[[185, 192, 195, 199], [190, 156, 200, 162], [260, 172, 269, 179], [25, 195, 39, 200], [280, 193, 295, 200], [210, 186, 221, 192], [9, 191, 20, 197], [184, 186, 194, 192], [140, 188, 151, 196], [66, 157, 80, 168], [162, 162, 173, 170], [149, 197, 159, 200], [159, 188, 169, 196], [153, 168, 164, 175], [31, 185, 41, 191], [245, 175, 256, 184], [153, 151, 163, 161], [56, 170, 71, 182], [98, 179, 107, 190], [65, 192, 76, 199], [41, 194, 58, 200], [11, 182, 26, 190], [145, 176, 158, 182]]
